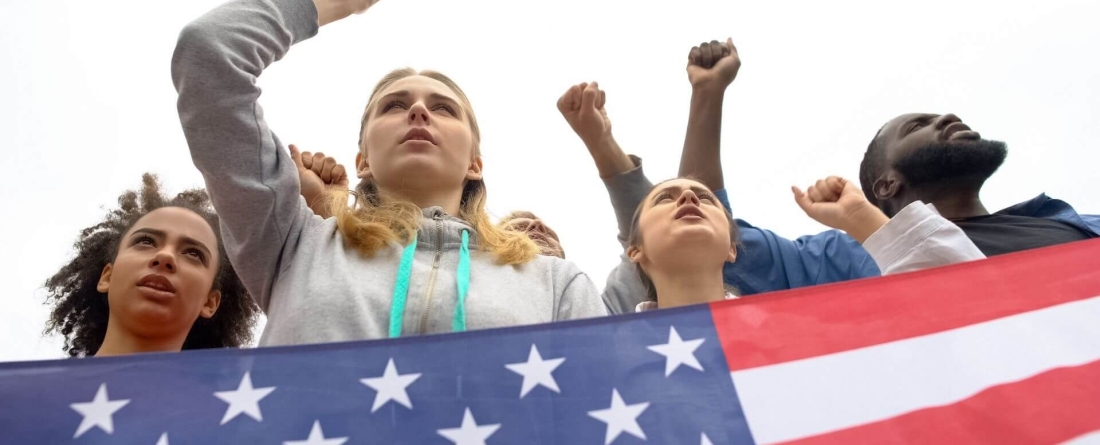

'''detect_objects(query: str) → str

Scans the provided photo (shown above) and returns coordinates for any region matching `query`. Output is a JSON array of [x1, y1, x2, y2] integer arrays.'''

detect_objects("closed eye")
[[183, 248, 208, 265], [382, 100, 407, 112], [654, 193, 674, 203], [433, 103, 456, 116], [132, 235, 156, 247]]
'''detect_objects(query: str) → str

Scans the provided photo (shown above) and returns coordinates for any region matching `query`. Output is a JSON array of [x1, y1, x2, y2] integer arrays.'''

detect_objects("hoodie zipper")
[[418, 214, 444, 333]]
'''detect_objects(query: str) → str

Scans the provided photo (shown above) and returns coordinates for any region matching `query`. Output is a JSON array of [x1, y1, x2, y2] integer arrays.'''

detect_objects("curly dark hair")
[[43, 173, 258, 357]]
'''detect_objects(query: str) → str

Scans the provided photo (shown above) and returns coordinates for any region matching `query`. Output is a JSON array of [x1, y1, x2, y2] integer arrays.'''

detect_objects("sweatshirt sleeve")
[[171, 0, 320, 311], [601, 252, 649, 314], [599, 155, 654, 314], [862, 201, 986, 275]]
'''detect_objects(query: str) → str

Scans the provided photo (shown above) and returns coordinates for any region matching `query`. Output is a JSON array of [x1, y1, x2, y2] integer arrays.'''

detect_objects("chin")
[[124, 299, 182, 324], [382, 161, 464, 185]]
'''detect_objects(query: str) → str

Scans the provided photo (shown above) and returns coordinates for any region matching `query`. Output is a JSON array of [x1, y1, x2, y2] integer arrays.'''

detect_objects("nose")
[[408, 101, 430, 125], [148, 250, 176, 273], [934, 113, 961, 130], [677, 189, 701, 206]]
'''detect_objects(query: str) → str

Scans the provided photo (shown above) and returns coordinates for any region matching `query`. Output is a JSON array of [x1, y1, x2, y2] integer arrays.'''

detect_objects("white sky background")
[[2, 0, 1097, 362]]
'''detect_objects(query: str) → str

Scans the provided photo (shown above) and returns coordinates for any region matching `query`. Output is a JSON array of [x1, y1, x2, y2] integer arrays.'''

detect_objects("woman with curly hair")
[[43, 174, 259, 357]]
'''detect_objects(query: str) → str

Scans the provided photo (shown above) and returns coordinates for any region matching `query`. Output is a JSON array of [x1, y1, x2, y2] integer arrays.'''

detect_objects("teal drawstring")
[[453, 230, 471, 333], [387, 229, 472, 338], [388, 233, 418, 338]]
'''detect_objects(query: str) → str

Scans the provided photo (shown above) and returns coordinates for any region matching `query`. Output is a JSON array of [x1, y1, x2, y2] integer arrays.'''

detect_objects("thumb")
[[791, 186, 813, 214], [289, 144, 305, 169]]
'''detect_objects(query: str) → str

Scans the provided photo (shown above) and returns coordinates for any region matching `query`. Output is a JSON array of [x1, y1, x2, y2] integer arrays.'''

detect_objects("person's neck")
[[95, 318, 187, 357], [898, 182, 989, 220], [383, 185, 464, 216], [649, 264, 727, 309]]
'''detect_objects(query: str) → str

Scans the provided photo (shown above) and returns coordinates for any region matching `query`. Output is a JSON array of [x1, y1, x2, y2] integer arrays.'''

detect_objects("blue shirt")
[[716, 190, 1099, 295]]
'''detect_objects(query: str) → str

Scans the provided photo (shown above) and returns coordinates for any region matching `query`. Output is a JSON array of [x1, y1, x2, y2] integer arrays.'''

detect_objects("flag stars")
[[360, 358, 422, 413], [70, 383, 130, 438], [437, 408, 501, 445], [588, 389, 650, 444], [214, 371, 276, 425], [284, 420, 348, 445], [504, 344, 566, 398], [647, 326, 706, 377]]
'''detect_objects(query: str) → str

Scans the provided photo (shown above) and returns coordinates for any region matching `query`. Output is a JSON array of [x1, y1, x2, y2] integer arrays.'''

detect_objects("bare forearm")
[[843, 206, 891, 244], [587, 136, 636, 179], [679, 88, 726, 190]]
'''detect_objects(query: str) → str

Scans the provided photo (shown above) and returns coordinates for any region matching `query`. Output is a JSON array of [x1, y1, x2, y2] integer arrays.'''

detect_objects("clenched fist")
[[793, 176, 889, 243], [557, 82, 611, 150], [290, 144, 349, 218], [687, 38, 741, 92]]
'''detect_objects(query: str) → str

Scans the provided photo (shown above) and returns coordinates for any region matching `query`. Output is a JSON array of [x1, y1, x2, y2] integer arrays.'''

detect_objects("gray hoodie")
[[172, 0, 607, 346]]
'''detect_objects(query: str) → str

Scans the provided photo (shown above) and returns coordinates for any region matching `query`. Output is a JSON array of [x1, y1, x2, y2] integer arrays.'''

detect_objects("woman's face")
[[630, 179, 735, 268], [502, 215, 565, 259], [356, 75, 481, 193], [98, 207, 222, 339]]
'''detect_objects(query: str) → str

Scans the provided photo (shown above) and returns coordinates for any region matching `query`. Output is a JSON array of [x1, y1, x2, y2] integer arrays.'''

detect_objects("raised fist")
[[792, 176, 888, 242], [290, 144, 349, 217], [687, 38, 741, 92], [557, 81, 611, 149]]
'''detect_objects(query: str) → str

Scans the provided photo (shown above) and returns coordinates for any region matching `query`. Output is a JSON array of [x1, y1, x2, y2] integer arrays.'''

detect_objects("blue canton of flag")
[[0, 306, 753, 444]]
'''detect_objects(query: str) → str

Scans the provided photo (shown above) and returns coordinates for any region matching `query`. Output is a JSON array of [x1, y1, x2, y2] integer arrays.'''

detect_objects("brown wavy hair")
[[328, 68, 539, 265], [43, 174, 259, 357], [626, 178, 741, 303]]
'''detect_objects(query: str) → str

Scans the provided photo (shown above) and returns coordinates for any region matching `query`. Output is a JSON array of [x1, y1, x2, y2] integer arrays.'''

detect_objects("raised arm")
[[557, 82, 635, 180], [557, 81, 651, 243], [678, 38, 741, 191], [794, 176, 985, 274], [171, 0, 378, 310], [558, 82, 653, 313]]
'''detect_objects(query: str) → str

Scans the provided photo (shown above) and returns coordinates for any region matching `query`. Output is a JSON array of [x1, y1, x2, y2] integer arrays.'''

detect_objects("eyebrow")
[[652, 185, 715, 200], [129, 228, 214, 257]]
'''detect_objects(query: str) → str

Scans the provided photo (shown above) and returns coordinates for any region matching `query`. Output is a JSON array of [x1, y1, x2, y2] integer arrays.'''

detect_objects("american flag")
[[3, 239, 1099, 444]]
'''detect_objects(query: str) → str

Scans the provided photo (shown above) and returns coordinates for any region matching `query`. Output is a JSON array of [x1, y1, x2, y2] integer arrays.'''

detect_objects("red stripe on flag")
[[713, 239, 1100, 371], [778, 358, 1100, 445]]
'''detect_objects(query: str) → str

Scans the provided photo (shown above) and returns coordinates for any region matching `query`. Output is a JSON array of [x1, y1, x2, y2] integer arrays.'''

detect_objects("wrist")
[[690, 82, 730, 99], [843, 204, 891, 244], [582, 133, 618, 154], [314, 0, 356, 26], [585, 136, 634, 178]]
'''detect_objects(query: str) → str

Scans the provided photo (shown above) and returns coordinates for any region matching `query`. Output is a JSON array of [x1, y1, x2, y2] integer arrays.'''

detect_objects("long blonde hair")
[[328, 68, 539, 265]]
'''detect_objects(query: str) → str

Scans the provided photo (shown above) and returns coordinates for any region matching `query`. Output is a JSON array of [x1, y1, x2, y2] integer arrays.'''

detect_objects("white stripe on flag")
[[1063, 431, 1100, 445], [731, 296, 1100, 444]]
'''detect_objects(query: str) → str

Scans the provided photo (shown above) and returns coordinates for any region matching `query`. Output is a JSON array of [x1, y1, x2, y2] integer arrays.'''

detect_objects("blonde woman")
[[173, 0, 605, 345]]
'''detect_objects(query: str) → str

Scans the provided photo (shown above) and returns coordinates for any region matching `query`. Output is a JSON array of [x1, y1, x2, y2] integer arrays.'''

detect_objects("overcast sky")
[[2, 0, 1097, 362]]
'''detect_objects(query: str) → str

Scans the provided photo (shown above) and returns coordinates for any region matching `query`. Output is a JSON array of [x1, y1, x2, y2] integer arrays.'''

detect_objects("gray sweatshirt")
[[172, 0, 607, 346]]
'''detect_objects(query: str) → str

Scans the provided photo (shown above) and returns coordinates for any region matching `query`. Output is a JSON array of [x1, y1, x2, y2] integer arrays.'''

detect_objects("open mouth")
[[136, 273, 176, 298], [674, 205, 705, 220], [402, 128, 437, 145]]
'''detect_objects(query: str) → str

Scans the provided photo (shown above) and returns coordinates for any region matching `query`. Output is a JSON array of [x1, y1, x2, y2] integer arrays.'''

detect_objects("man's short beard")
[[893, 139, 1008, 189]]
